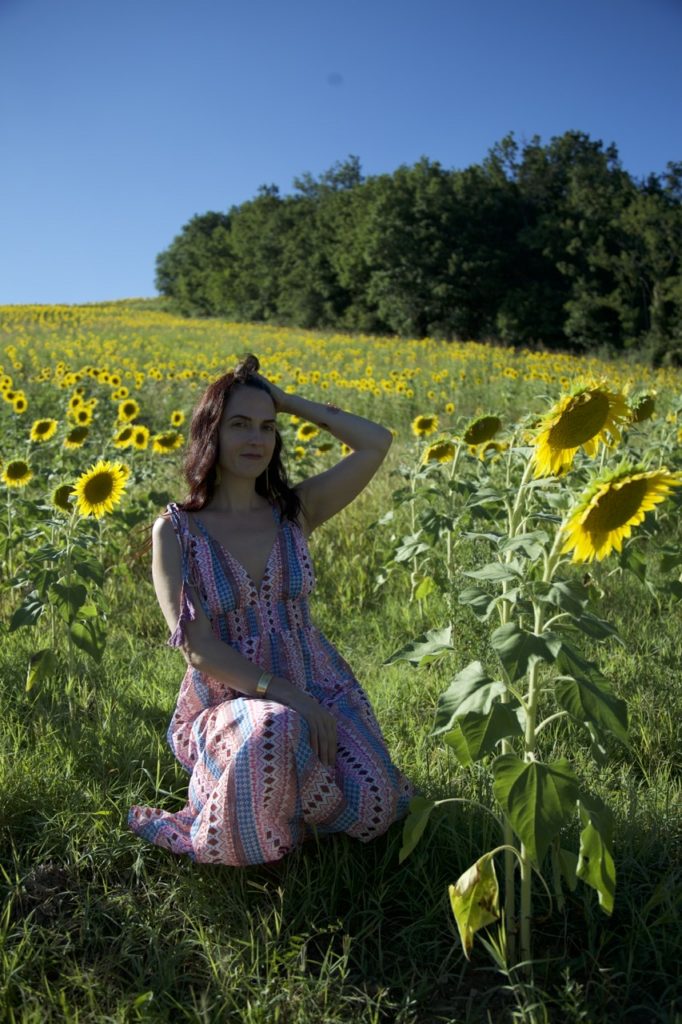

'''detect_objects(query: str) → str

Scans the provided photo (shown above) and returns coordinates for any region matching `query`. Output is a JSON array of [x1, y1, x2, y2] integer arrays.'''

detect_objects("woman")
[[128, 354, 413, 865]]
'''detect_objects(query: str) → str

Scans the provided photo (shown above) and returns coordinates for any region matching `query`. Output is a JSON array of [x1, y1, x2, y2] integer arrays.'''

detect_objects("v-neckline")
[[190, 504, 282, 595]]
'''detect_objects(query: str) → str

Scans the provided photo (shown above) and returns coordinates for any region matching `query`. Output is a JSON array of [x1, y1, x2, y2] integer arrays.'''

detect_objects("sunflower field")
[[1, 300, 681, 1023]]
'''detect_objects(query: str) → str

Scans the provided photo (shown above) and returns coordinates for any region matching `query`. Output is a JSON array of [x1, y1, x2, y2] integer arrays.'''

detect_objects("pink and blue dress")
[[128, 501, 413, 865]]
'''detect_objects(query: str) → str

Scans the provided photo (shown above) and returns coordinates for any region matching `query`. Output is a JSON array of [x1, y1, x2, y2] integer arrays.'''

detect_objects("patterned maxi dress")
[[128, 501, 414, 865]]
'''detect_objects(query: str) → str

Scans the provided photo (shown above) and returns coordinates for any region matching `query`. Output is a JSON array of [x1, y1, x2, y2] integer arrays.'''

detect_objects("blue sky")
[[1, 0, 680, 305]]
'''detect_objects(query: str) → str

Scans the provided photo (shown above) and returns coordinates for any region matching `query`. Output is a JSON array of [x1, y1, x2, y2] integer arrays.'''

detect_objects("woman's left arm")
[[255, 374, 393, 532]]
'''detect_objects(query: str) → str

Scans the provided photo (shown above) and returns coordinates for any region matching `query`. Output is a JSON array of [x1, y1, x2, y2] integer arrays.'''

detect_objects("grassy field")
[[1, 302, 681, 1023]]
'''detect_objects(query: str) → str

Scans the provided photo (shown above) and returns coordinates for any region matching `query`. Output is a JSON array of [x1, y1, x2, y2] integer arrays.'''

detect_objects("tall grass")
[[1, 450, 680, 1024]]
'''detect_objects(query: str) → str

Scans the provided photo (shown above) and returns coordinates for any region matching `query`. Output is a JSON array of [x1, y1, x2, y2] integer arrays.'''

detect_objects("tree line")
[[155, 131, 682, 362]]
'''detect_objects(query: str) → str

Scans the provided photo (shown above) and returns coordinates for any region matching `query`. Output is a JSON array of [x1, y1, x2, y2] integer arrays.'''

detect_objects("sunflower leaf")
[[383, 626, 454, 667], [449, 852, 500, 959], [9, 591, 45, 631], [433, 661, 509, 734], [51, 582, 87, 622], [554, 674, 630, 747], [443, 704, 523, 762], [458, 586, 497, 620], [399, 796, 437, 863], [70, 618, 107, 663], [26, 648, 58, 692], [499, 531, 550, 561], [492, 755, 580, 867], [464, 560, 523, 583], [491, 622, 561, 681], [576, 794, 616, 915]]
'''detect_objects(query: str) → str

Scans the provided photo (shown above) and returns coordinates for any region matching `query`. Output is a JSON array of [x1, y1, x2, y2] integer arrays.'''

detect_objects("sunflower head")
[[114, 425, 134, 448], [73, 460, 128, 519], [64, 426, 89, 449], [131, 425, 150, 450], [152, 430, 184, 454], [532, 382, 630, 478], [411, 414, 439, 438], [2, 459, 32, 488], [117, 398, 140, 423], [560, 464, 682, 563], [296, 422, 320, 442], [29, 418, 58, 443], [422, 439, 456, 465], [13, 395, 28, 414], [52, 484, 75, 512], [630, 394, 656, 423], [463, 415, 502, 446], [170, 410, 185, 427]]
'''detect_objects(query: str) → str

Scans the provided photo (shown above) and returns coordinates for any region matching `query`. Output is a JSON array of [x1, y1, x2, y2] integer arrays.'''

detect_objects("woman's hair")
[[175, 353, 302, 523]]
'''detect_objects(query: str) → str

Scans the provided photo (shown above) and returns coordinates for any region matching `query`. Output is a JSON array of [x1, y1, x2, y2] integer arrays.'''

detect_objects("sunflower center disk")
[[583, 478, 649, 533], [547, 392, 609, 449], [83, 474, 115, 504]]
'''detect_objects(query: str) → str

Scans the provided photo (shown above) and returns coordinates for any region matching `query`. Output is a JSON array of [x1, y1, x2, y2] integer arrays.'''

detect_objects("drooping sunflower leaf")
[[449, 852, 500, 959], [577, 794, 615, 914], [26, 648, 58, 692], [70, 618, 107, 663], [399, 796, 437, 863], [499, 531, 549, 561]]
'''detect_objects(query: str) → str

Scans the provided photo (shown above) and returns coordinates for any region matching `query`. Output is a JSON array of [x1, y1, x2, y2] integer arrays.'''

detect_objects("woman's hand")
[[285, 689, 337, 767], [251, 371, 290, 415]]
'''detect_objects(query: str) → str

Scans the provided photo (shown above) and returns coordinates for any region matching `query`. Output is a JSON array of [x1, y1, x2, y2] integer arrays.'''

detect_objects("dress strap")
[[165, 502, 198, 649]]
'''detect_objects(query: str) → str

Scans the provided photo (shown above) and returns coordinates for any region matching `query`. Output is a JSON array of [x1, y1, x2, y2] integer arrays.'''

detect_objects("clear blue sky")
[[1, 0, 680, 305]]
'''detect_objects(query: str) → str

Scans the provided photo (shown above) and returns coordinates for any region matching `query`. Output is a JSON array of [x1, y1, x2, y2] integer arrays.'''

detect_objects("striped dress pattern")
[[128, 501, 414, 865]]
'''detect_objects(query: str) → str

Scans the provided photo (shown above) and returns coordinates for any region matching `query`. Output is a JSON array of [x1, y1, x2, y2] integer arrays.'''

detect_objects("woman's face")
[[217, 385, 278, 479]]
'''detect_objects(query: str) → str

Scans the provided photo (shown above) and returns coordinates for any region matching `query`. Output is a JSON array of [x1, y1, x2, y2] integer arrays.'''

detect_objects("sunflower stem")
[[519, 598, 546, 970], [5, 489, 12, 578]]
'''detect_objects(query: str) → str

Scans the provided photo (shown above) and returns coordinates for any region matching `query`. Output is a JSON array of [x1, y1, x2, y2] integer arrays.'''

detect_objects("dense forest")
[[155, 132, 682, 362]]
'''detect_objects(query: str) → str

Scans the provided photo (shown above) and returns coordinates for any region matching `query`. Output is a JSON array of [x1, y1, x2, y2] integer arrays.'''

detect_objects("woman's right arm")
[[151, 516, 338, 766]]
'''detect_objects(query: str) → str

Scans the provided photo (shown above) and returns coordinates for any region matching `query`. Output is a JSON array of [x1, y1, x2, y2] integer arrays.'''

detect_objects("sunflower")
[[170, 410, 185, 427], [422, 439, 456, 464], [341, 443, 353, 457], [113, 425, 134, 448], [630, 394, 656, 423], [13, 394, 28, 414], [112, 386, 129, 400], [532, 383, 630, 478], [411, 414, 439, 438], [560, 465, 682, 563], [463, 415, 502, 446], [52, 484, 75, 512], [445, 402, 455, 415], [63, 426, 89, 449], [117, 398, 140, 423], [296, 422, 320, 442], [73, 460, 128, 519], [469, 440, 509, 461], [29, 418, 58, 443], [68, 393, 83, 412], [151, 430, 184, 454], [131, 425, 150, 450], [2, 459, 32, 488], [293, 445, 306, 460]]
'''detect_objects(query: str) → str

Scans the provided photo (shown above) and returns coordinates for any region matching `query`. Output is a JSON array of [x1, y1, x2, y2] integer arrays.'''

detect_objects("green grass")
[[1, 452, 681, 1024]]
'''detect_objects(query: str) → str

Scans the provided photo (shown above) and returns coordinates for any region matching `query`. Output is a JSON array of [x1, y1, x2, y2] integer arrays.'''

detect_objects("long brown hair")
[[175, 353, 302, 523]]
